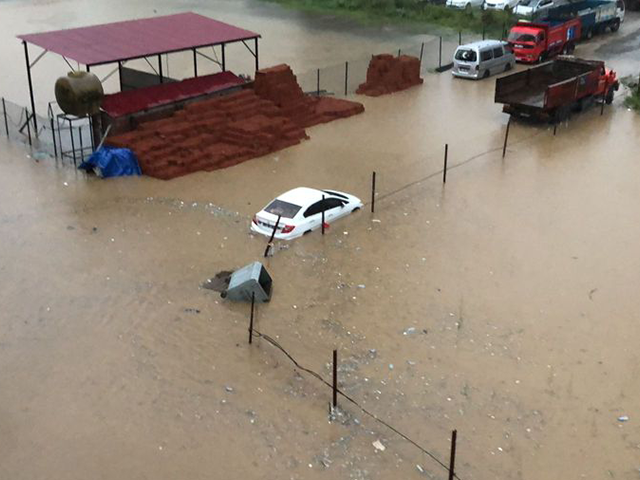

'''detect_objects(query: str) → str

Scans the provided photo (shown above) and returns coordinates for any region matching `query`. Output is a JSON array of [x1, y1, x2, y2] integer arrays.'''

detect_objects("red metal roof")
[[17, 12, 260, 66], [101, 71, 246, 117]]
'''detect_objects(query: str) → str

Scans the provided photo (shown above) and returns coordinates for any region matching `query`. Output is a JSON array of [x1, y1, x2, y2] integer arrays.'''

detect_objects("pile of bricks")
[[254, 64, 364, 128], [106, 64, 364, 180], [356, 54, 423, 97]]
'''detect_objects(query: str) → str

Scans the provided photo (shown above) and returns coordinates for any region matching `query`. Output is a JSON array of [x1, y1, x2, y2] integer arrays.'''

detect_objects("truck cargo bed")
[[495, 58, 602, 109]]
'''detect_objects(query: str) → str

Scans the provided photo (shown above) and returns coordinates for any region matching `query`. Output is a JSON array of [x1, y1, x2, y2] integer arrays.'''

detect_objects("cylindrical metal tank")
[[55, 71, 104, 117]]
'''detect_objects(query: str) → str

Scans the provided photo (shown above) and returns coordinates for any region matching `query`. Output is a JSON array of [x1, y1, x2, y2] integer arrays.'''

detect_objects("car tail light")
[[281, 225, 295, 234], [252, 215, 259, 225]]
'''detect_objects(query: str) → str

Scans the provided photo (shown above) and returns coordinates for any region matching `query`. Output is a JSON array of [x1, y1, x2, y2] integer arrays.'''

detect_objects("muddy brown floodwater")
[[1, 2, 640, 480]]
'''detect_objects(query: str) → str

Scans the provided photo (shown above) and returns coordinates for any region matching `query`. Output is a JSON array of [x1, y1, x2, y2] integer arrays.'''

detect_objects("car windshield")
[[518, 0, 533, 5], [264, 199, 302, 219], [455, 49, 477, 62], [508, 32, 536, 43]]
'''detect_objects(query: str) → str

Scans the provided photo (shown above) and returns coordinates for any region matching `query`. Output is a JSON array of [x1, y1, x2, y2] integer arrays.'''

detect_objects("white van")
[[452, 40, 516, 80]]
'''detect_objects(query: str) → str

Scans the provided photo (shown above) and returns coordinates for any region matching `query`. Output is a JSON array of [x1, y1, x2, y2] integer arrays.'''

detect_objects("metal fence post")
[[79, 126, 84, 161], [69, 118, 77, 166], [248, 292, 255, 344], [25, 109, 32, 146], [322, 195, 326, 235], [371, 171, 376, 213], [502, 117, 511, 158], [2, 98, 8, 136], [419, 42, 425, 68], [458, 31, 462, 45], [443, 144, 448, 184], [332, 349, 338, 408], [344, 61, 349, 96], [448, 430, 458, 480], [316, 68, 320, 96], [50, 116, 58, 158], [439, 37, 443, 69]]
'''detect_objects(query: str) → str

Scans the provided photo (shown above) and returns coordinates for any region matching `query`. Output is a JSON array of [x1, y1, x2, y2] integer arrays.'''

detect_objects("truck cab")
[[508, 20, 580, 63]]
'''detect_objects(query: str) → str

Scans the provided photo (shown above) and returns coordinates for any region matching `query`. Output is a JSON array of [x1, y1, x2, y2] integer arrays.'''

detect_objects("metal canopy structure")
[[18, 12, 261, 131]]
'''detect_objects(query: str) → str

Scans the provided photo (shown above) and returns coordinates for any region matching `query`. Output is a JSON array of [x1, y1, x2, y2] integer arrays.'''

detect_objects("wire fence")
[[250, 326, 464, 479], [0, 31, 498, 166], [296, 31, 488, 97], [0, 96, 94, 165]]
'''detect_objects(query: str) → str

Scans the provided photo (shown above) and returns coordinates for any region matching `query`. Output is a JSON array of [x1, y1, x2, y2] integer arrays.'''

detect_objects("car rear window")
[[265, 199, 302, 219], [322, 190, 349, 200], [455, 49, 477, 62]]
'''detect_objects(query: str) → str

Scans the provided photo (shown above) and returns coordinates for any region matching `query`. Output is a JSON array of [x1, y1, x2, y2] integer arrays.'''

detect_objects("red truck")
[[508, 19, 581, 63], [494, 57, 619, 122]]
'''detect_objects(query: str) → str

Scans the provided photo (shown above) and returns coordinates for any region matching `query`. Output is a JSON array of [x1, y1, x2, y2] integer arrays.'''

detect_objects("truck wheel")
[[585, 28, 593, 40], [611, 19, 620, 32], [505, 62, 512, 72], [483, 69, 490, 79], [605, 88, 615, 104]]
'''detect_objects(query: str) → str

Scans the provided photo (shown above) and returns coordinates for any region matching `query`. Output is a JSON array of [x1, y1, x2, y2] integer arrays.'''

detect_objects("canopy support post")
[[22, 41, 38, 133], [193, 48, 198, 77], [222, 43, 226, 72]]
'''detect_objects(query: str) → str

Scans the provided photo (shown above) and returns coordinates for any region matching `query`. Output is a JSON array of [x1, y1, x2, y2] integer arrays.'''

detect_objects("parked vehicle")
[[544, 0, 624, 38], [452, 40, 516, 79], [508, 19, 581, 63], [494, 57, 619, 122], [446, 0, 485, 9], [514, 0, 559, 17], [484, 0, 521, 10], [251, 187, 363, 240]]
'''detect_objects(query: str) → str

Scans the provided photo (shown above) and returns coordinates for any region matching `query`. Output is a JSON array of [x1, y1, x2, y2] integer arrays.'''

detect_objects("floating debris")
[[372, 440, 386, 451]]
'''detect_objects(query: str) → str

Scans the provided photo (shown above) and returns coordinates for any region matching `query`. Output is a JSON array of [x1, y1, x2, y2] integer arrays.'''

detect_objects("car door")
[[492, 46, 506, 71], [323, 198, 348, 222], [302, 199, 328, 230]]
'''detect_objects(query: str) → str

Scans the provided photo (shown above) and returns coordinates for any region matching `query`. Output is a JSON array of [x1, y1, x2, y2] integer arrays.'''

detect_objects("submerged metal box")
[[223, 262, 272, 302]]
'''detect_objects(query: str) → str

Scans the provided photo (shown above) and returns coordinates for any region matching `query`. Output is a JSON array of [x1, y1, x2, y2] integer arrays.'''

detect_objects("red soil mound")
[[356, 54, 423, 97], [106, 64, 364, 180]]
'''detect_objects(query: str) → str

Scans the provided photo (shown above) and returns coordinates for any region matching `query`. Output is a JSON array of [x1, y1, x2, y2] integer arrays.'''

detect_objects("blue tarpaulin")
[[79, 146, 142, 178]]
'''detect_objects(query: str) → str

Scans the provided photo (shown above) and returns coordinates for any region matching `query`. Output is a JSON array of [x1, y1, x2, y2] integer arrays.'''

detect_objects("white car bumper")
[[250, 221, 300, 240]]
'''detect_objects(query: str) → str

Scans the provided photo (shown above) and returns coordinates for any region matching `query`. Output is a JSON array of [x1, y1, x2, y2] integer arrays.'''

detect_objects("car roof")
[[457, 40, 505, 50], [277, 187, 327, 205]]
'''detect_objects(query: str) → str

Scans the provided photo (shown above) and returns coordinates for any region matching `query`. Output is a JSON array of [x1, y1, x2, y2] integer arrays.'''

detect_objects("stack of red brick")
[[357, 54, 423, 97], [106, 64, 364, 180], [254, 64, 364, 128]]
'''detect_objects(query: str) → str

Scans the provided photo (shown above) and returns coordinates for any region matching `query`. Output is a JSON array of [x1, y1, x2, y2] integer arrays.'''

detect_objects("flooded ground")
[[1, 1, 640, 480]]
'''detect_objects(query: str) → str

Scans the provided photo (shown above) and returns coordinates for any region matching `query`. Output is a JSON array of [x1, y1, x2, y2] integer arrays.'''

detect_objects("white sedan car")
[[251, 187, 363, 240], [446, 0, 484, 8], [484, 0, 520, 9]]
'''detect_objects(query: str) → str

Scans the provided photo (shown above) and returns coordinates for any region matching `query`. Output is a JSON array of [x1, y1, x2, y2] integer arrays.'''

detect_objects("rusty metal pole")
[[322, 195, 325, 235], [332, 349, 338, 408], [371, 171, 376, 213], [448, 430, 458, 480], [248, 292, 255, 344], [344, 62, 349, 96], [502, 117, 511, 158], [263, 215, 281, 258], [443, 144, 448, 184]]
